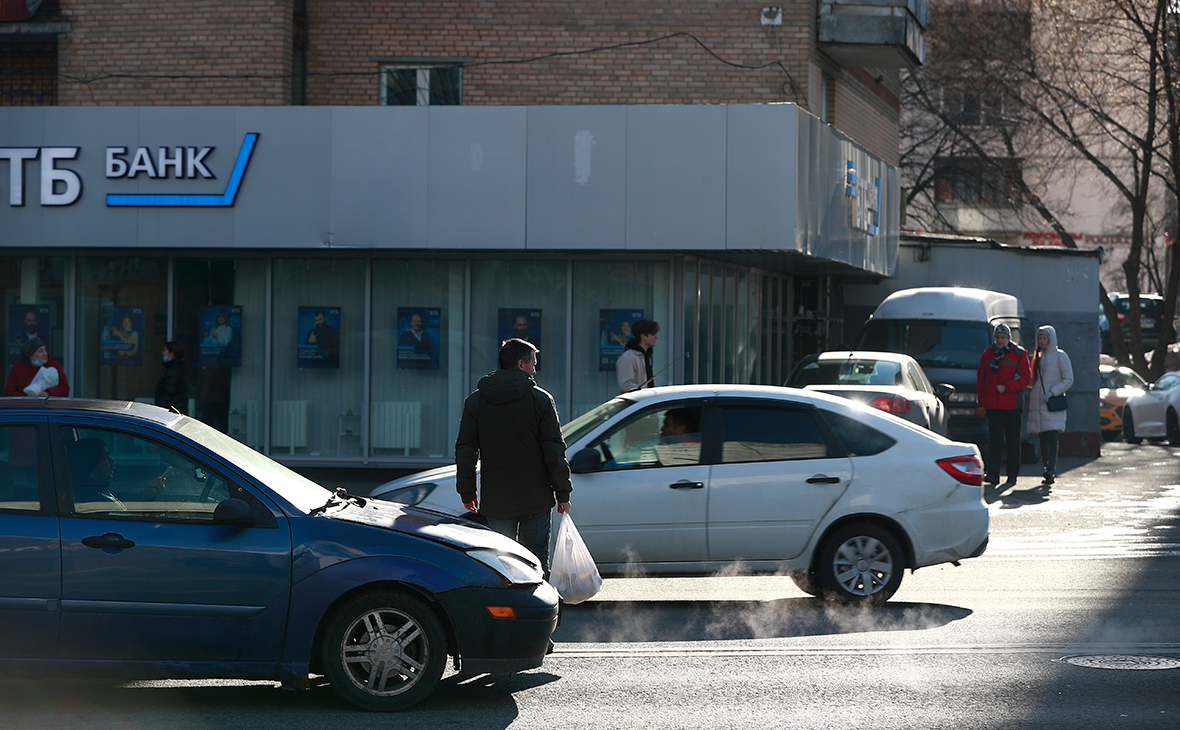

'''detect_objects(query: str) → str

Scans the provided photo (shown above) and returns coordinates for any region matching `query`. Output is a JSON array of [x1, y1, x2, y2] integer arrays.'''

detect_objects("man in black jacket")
[[456, 338, 572, 576]]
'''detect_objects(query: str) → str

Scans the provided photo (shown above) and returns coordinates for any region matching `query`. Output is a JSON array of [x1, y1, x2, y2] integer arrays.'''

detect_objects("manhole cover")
[[1062, 655, 1180, 670]]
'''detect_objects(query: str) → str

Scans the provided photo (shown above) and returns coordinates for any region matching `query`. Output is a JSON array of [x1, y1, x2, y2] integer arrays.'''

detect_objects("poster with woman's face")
[[7, 304, 51, 369], [100, 305, 144, 367], [298, 306, 341, 369], [397, 307, 441, 370], [600, 309, 643, 371], [199, 305, 243, 367]]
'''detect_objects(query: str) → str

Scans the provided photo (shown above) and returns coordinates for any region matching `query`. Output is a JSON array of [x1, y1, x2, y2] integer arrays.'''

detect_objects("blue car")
[[0, 398, 558, 711]]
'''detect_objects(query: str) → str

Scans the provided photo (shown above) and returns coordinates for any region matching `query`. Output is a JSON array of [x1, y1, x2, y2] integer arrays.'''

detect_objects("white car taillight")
[[869, 396, 911, 414], [936, 455, 983, 486]]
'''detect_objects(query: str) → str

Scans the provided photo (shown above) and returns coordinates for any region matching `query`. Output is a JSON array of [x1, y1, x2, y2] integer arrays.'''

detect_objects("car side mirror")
[[213, 498, 254, 527], [935, 384, 955, 402], [569, 447, 603, 474]]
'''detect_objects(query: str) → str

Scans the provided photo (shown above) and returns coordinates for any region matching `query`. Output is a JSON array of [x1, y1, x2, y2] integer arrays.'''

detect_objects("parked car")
[[1100, 293, 1177, 354], [1099, 363, 1149, 438], [0, 398, 558, 711], [784, 351, 954, 436], [1122, 371, 1180, 445], [373, 385, 989, 606]]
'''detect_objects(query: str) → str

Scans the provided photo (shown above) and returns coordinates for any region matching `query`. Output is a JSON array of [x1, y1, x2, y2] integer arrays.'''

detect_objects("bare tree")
[[902, 0, 1180, 378]]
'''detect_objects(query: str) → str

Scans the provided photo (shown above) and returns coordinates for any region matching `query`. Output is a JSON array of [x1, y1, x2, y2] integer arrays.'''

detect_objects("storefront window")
[[75, 257, 168, 401], [371, 259, 466, 459], [272, 258, 367, 457], [172, 259, 267, 445], [471, 259, 569, 417], [2, 256, 66, 389], [570, 259, 669, 418]]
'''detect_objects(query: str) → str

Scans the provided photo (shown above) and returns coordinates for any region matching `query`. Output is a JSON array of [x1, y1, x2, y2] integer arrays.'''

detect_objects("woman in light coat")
[[1027, 325, 1074, 486]]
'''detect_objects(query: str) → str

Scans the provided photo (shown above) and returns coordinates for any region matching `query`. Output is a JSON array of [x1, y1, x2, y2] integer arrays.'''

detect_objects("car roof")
[[621, 383, 873, 410], [0, 397, 184, 426], [811, 350, 916, 365]]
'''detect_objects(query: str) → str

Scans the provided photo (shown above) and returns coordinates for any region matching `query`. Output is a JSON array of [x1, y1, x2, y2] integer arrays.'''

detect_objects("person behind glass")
[[5, 337, 70, 397], [1026, 325, 1074, 487], [977, 323, 1031, 487], [110, 315, 139, 360], [14, 309, 49, 347], [455, 338, 572, 579], [616, 318, 659, 394], [154, 341, 191, 414]]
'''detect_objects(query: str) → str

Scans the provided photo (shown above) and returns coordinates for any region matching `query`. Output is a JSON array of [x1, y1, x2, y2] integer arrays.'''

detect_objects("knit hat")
[[993, 324, 1011, 338], [21, 337, 45, 362]]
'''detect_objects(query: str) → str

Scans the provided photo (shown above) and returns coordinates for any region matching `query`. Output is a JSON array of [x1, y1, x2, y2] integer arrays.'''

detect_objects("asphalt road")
[[4, 441, 1178, 729]]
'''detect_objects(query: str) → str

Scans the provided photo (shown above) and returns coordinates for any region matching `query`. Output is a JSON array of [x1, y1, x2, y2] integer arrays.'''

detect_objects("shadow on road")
[[554, 598, 971, 643]]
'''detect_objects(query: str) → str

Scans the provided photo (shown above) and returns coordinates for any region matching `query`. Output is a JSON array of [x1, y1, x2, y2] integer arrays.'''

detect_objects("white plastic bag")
[[549, 513, 602, 604], [23, 366, 58, 396]]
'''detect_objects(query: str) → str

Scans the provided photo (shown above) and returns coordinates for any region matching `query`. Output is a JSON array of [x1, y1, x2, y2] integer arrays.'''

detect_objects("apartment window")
[[379, 65, 461, 106], [935, 158, 1022, 206]]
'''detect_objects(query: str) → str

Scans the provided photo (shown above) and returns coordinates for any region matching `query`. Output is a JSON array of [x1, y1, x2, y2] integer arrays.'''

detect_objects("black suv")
[[1099, 293, 1176, 354]]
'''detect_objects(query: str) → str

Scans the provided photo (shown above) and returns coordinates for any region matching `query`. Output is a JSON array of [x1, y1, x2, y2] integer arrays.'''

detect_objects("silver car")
[[785, 351, 954, 436]]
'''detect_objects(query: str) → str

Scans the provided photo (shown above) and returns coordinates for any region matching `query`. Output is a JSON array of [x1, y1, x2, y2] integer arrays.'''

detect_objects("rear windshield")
[[856, 319, 992, 370], [787, 358, 901, 387]]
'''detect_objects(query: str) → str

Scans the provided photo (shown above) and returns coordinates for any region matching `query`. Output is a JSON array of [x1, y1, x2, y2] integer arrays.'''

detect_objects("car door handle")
[[669, 481, 704, 489], [81, 533, 136, 551], [806, 475, 841, 485]]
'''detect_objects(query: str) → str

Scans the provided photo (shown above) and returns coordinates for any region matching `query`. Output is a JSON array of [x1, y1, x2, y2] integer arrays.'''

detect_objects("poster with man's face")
[[498, 308, 542, 370], [100, 305, 144, 367], [600, 309, 644, 371], [298, 306, 341, 369], [8, 304, 51, 368], [199, 305, 243, 367], [397, 307, 441, 370]]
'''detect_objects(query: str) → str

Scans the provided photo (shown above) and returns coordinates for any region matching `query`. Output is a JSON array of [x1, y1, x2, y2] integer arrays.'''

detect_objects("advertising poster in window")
[[199, 305, 242, 367], [7, 304, 51, 369], [396, 307, 441, 370], [599, 309, 643, 371], [101, 305, 144, 367], [298, 306, 341, 369], [498, 308, 542, 369]]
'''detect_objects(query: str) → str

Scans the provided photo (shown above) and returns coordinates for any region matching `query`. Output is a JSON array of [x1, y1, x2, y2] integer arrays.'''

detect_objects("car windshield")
[[177, 418, 332, 514], [788, 358, 901, 387], [562, 398, 633, 446], [857, 319, 991, 369]]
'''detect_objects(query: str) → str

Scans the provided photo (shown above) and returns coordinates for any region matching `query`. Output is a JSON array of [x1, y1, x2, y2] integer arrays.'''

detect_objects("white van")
[[854, 287, 1029, 446]]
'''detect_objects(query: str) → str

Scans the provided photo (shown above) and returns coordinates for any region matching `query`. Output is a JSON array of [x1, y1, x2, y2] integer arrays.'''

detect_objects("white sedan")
[[1123, 370, 1180, 445], [372, 385, 989, 605]]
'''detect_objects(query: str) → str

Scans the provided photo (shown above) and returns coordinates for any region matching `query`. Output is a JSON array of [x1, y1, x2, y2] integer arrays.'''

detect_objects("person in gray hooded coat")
[[1027, 325, 1074, 486]]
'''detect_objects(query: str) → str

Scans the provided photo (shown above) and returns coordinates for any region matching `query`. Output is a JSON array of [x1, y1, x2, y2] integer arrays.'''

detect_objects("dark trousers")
[[1038, 430, 1059, 478], [985, 408, 1022, 481], [485, 509, 553, 578]]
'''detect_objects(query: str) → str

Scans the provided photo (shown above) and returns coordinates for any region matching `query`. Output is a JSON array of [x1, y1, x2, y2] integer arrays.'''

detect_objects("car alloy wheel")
[[817, 523, 904, 606], [322, 590, 447, 711]]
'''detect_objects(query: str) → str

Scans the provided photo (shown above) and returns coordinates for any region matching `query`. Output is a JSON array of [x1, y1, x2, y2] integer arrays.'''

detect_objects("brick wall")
[[304, 1, 815, 109], [57, 0, 294, 105], [832, 66, 900, 164]]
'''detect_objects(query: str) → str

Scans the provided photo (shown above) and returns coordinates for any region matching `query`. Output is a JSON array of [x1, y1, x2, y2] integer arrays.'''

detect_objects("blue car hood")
[[323, 498, 525, 555]]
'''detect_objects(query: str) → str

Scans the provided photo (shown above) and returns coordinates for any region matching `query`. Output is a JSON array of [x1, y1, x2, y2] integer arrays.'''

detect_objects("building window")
[[379, 65, 461, 106], [934, 158, 1022, 206]]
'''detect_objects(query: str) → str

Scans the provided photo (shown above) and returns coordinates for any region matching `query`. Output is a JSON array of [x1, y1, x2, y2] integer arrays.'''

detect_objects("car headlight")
[[949, 392, 977, 404], [380, 482, 437, 506], [466, 549, 544, 585]]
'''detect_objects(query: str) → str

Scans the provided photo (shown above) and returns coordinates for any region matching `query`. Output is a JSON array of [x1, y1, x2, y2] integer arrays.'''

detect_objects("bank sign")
[[0, 133, 258, 207]]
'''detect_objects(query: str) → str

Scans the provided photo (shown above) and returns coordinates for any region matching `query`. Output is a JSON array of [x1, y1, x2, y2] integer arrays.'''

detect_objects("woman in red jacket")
[[976, 324, 1031, 487], [5, 337, 70, 397]]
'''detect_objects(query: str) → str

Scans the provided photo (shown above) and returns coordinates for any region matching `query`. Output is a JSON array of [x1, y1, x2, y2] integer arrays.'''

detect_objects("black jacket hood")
[[476, 368, 534, 406]]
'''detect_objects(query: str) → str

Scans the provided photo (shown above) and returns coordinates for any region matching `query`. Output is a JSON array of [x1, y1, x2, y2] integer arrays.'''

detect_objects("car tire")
[[788, 570, 822, 597], [322, 589, 447, 712], [1167, 410, 1180, 446], [1124, 410, 1142, 445], [816, 523, 904, 606]]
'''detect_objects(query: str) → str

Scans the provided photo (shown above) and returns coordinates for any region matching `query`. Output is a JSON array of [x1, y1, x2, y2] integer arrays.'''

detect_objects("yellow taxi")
[[1100, 363, 1149, 438]]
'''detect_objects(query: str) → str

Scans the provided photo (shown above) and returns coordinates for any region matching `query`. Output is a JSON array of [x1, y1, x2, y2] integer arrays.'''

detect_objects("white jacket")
[[1026, 325, 1074, 433], [616, 348, 648, 393]]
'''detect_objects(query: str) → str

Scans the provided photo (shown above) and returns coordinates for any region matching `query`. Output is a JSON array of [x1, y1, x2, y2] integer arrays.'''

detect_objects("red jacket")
[[976, 345, 1030, 411], [5, 357, 71, 397]]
